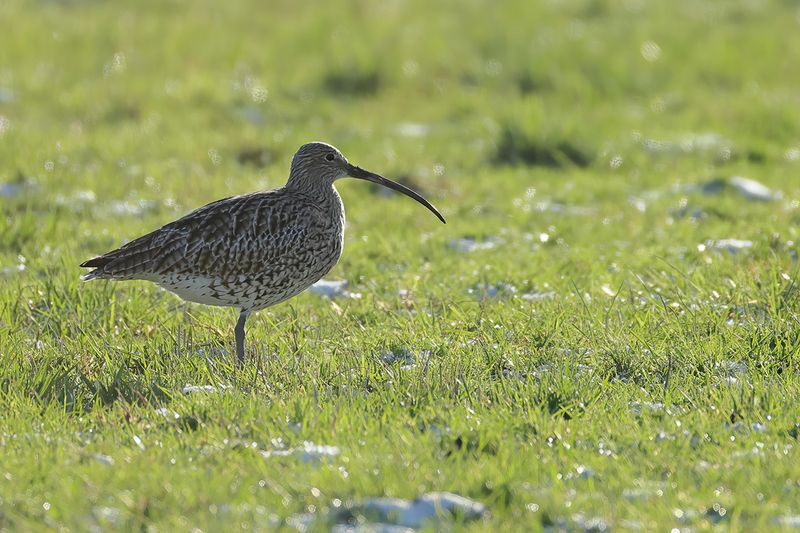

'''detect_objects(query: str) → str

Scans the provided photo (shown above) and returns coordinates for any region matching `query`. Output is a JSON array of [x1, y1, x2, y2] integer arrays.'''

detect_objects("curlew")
[[80, 142, 445, 363]]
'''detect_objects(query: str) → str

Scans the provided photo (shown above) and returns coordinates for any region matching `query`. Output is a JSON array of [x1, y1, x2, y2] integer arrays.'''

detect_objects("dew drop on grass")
[[154, 407, 180, 421], [396, 122, 430, 137], [106, 198, 157, 217], [629, 401, 666, 415], [340, 492, 487, 529], [381, 346, 422, 368], [775, 515, 800, 528], [93, 454, 114, 466], [93, 506, 122, 525], [704, 239, 753, 254], [261, 442, 340, 464], [309, 279, 361, 299], [288, 492, 487, 530], [1, 255, 26, 276], [182, 384, 228, 394], [468, 281, 517, 300], [643, 132, 732, 157], [521, 290, 555, 301], [449, 236, 501, 253], [572, 513, 609, 532]]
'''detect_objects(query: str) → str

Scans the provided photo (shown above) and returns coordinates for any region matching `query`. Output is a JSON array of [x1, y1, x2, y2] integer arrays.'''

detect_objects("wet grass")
[[1, 0, 800, 530]]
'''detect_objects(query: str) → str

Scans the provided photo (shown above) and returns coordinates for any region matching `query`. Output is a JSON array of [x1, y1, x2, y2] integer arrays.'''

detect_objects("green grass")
[[2, 0, 800, 530]]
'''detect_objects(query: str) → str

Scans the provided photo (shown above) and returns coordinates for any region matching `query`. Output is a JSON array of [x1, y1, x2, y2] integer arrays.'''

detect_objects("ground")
[[1, 0, 800, 530]]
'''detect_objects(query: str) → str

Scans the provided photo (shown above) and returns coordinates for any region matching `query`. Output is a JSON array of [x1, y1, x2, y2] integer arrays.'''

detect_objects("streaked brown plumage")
[[81, 142, 445, 363]]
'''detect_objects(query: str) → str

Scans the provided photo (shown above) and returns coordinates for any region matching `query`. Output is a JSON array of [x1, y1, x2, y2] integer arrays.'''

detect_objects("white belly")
[[157, 275, 242, 307]]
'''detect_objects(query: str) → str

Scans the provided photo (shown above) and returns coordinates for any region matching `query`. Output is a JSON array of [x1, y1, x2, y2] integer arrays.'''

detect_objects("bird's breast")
[[259, 191, 345, 300], [317, 189, 345, 272]]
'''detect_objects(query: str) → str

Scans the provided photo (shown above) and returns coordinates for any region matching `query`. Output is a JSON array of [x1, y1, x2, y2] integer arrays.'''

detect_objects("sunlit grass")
[[1, 0, 800, 530]]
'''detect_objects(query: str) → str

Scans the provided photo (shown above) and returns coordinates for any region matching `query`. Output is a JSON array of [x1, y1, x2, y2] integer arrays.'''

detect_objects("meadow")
[[1, 0, 800, 530]]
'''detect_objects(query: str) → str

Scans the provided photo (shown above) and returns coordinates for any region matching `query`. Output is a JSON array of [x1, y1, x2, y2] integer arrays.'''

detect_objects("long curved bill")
[[346, 164, 446, 224]]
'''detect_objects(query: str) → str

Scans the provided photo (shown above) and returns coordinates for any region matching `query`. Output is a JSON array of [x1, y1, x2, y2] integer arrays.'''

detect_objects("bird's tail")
[[79, 256, 113, 281]]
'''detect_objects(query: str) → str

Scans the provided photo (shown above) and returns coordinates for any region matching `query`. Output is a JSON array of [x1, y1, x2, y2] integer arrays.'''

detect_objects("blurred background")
[[1, 0, 799, 305]]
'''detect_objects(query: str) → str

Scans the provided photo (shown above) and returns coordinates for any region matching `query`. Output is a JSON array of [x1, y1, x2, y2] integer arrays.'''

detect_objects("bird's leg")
[[235, 311, 249, 365]]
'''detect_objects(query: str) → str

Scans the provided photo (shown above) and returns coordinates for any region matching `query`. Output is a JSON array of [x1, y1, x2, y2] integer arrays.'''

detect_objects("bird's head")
[[289, 142, 349, 182], [287, 141, 445, 224]]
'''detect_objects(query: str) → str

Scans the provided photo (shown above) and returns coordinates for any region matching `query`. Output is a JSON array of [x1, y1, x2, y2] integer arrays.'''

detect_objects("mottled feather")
[[81, 187, 344, 311]]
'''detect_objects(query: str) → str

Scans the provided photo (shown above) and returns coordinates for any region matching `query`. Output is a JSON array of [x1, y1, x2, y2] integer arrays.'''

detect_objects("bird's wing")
[[81, 190, 322, 280]]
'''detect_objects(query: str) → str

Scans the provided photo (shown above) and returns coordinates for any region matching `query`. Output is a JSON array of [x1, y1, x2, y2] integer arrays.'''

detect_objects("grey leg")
[[235, 311, 249, 365]]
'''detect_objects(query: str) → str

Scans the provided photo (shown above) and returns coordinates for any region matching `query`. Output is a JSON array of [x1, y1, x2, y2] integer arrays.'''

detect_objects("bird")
[[80, 142, 445, 364]]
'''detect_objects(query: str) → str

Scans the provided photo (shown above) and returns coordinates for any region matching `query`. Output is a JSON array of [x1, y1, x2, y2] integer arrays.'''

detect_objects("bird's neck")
[[286, 181, 344, 218], [327, 184, 345, 223], [321, 183, 343, 210], [286, 173, 334, 193]]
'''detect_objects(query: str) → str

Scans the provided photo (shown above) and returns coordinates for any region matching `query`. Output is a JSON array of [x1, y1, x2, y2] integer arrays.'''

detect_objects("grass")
[[1, 0, 800, 530]]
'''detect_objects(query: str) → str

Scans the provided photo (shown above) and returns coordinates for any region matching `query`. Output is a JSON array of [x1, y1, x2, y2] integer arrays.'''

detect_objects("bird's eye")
[[325, 153, 335, 162]]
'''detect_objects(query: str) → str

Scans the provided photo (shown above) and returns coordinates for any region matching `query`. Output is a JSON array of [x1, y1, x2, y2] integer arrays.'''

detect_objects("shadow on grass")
[[323, 68, 381, 97], [492, 124, 592, 168]]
